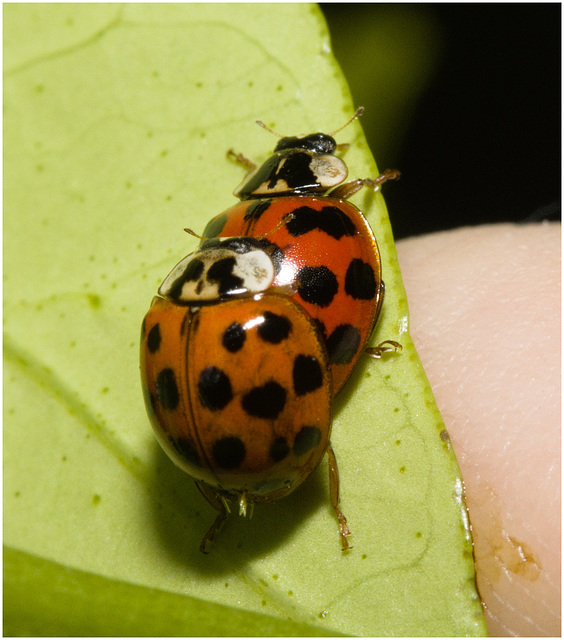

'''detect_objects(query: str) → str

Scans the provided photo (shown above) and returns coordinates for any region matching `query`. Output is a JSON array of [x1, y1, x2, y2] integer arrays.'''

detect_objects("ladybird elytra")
[[202, 195, 384, 395], [141, 292, 332, 501]]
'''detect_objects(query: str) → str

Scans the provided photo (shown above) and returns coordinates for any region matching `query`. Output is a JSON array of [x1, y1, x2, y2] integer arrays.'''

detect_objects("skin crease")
[[395, 223, 560, 637]]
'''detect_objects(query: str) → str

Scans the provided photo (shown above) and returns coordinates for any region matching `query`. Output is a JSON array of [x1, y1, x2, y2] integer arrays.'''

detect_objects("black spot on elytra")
[[313, 318, 328, 341], [258, 239, 284, 276], [222, 322, 246, 352], [293, 355, 323, 396], [296, 265, 338, 307], [293, 426, 322, 456], [206, 256, 244, 296], [269, 437, 290, 462], [286, 205, 357, 239], [202, 213, 228, 238], [142, 387, 157, 422], [345, 258, 377, 300], [171, 437, 202, 467], [156, 368, 179, 410], [326, 324, 361, 365], [258, 311, 292, 344], [212, 436, 246, 469], [198, 367, 233, 410], [244, 199, 272, 222], [242, 381, 286, 419], [147, 323, 161, 353]]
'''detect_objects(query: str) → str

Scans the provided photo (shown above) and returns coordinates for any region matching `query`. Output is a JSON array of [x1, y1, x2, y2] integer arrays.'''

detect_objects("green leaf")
[[4, 4, 487, 636], [3, 547, 340, 636]]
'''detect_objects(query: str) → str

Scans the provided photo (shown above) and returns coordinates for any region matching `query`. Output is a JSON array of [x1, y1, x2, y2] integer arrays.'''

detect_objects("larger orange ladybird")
[[140, 238, 351, 552], [202, 112, 400, 395]]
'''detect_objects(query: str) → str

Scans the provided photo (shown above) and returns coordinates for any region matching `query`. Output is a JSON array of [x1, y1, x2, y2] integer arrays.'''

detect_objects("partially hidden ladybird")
[[201, 109, 401, 395], [141, 238, 351, 552]]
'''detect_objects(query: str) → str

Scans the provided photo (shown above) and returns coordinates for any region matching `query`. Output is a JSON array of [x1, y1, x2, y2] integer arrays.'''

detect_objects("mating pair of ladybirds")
[[140, 108, 401, 553]]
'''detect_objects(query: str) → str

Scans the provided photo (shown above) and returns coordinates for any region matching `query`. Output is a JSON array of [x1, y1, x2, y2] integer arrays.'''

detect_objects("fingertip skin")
[[397, 223, 561, 636]]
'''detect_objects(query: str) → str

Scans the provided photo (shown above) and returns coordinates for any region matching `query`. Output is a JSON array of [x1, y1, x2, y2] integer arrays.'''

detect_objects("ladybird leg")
[[259, 211, 296, 239], [238, 492, 248, 517], [196, 481, 229, 554], [227, 149, 257, 173], [329, 168, 401, 200], [366, 340, 403, 359], [327, 443, 352, 551]]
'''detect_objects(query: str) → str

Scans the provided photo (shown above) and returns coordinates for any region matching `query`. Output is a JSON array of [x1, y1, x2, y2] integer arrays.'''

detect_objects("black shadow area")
[[146, 439, 330, 574]]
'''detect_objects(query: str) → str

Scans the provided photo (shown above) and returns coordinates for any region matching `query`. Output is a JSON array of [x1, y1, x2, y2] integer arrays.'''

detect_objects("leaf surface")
[[4, 4, 486, 636]]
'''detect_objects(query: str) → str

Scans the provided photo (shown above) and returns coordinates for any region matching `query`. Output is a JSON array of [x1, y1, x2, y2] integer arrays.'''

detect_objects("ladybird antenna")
[[257, 106, 364, 140], [184, 228, 205, 240], [330, 106, 364, 137], [256, 119, 285, 138]]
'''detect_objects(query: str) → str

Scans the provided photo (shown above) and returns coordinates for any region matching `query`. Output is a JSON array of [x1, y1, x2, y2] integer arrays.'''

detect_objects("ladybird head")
[[158, 237, 275, 304], [273, 132, 337, 155]]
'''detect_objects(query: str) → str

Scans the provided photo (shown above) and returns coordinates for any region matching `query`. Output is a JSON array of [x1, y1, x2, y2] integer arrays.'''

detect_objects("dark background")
[[322, 4, 560, 240]]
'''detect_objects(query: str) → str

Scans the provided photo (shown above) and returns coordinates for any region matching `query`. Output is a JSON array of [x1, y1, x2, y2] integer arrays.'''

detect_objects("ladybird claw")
[[327, 443, 353, 552], [336, 509, 353, 552], [364, 168, 401, 191], [199, 509, 228, 554], [238, 493, 248, 517], [329, 168, 400, 200], [227, 148, 256, 172], [365, 340, 402, 359], [196, 483, 230, 554]]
